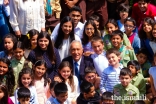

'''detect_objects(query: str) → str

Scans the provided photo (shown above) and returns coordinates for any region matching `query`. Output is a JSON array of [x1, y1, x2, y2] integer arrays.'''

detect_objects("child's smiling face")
[[106, 23, 118, 35], [127, 65, 139, 76], [0, 61, 8, 76], [138, 1, 148, 12], [119, 11, 128, 20], [119, 75, 132, 87], [21, 74, 32, 88], [111, 35, 123, 48], [143, 22, 152, 33]]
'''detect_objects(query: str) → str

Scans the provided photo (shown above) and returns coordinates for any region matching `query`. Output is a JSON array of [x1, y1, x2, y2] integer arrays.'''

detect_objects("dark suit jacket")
[[76, 91, 100, 104], [62, 55, 94, 80]]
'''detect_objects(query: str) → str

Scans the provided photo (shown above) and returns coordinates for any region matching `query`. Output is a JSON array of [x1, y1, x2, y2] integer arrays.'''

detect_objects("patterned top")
[[28, 48, 61, 80], [15, 86, 39, 104], [9, 0, 45, 35], [100, 64, 123, 93]]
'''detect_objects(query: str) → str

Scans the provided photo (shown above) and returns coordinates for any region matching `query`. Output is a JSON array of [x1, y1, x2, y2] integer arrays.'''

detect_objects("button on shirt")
[[91, 51, 109, 77]]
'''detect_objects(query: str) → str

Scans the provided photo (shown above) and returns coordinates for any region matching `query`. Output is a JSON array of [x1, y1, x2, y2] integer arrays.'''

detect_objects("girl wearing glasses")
[[124, 17, 140, 54], [82, 20, 99, 56]]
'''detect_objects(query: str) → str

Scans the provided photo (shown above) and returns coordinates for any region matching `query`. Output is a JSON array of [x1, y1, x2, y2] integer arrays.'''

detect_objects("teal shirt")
[[131, 73, 146, 95], [141, 60, 151, 78], [103, 33, 131, 51], [120, 45, 137, 67], [11, 57, 32, 89], [114, 83, 140, 104]]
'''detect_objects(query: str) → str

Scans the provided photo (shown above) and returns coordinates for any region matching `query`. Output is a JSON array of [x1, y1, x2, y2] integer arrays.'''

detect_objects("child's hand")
[[54, 76, 62, 82], [65, 1, 75, 9], [71, 99, 77, 104], [15, 30, 21, 38], [83, 51, 94, 56], [126, 45, 133, 50]]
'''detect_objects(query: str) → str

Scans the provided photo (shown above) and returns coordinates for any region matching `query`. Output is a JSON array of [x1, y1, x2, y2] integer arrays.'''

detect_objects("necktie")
[[74, 62, 80, 83]]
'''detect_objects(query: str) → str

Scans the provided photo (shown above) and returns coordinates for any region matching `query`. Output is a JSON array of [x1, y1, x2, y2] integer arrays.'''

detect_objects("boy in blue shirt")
[[17, 87, 30, 104], [49, 83, 69, 104], [100, 48, 123, 93]]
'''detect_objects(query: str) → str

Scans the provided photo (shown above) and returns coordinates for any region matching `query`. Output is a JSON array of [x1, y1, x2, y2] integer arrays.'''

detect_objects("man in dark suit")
[[62, 40, 94, 82]]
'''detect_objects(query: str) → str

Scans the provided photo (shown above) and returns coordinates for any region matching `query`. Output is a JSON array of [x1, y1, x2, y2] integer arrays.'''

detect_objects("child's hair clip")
[[27, 34, 30, 39]]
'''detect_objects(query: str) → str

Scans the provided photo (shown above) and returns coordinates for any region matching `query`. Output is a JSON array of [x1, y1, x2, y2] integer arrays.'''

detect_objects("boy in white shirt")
[[91, 36, 109, 77]]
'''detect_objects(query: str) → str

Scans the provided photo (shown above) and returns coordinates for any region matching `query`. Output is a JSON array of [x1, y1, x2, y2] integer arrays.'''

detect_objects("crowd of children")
[[1, 0, 156, 104]]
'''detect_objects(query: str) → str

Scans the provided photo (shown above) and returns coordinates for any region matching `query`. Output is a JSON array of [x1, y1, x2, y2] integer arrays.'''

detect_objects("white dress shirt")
[[51, 22, 84, 41], [91, 51, 109, 77], [66, 76, 80, 103], [58, 35, 81, 61], [9, 0, 45, 35]]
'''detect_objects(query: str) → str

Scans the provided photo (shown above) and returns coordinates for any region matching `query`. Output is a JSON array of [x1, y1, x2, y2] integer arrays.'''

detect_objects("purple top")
[[28, 48, 61, 80]]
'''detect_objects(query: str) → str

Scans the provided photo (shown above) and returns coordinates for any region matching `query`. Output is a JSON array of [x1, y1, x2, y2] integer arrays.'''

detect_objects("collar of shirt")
[[53, 98, 68, 104], [73, 57, 82, 66], [119, 83, 132, 91], [53, 98, 61, 104], [75, 22, 84, 31], [94, 51, 106, 56], [131, 73, 140, 82], [110, 63, 123, 70], [14, 56, 25, 64]]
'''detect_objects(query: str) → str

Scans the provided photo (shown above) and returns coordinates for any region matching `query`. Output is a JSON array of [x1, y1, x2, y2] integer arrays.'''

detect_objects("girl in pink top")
[[0, 84, 14, 104], [33, 60, 50, 104]]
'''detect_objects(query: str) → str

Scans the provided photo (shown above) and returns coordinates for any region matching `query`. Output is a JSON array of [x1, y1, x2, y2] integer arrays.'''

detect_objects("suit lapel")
[[80, 56, 85, 75]]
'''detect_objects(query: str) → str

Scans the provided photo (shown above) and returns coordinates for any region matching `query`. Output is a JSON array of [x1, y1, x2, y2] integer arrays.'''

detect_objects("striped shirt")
[[100, 64, 123, 93]]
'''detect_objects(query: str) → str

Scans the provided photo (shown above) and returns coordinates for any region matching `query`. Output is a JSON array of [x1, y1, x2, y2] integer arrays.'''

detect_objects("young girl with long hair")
[[28, 31, 61, 80], [0, 84, 14, 104], [54, 61, 80, 104], [82, 20, 99, 56], [33, 60, 50, 104], [150, 23, 156, 54], [0, 34, 17, 60], [15, 67, 38, 104], [139, 17, 155, 62], [54, 16, 81, 60], [23, 29, 39, 58], [0, 58, 15, 96]]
